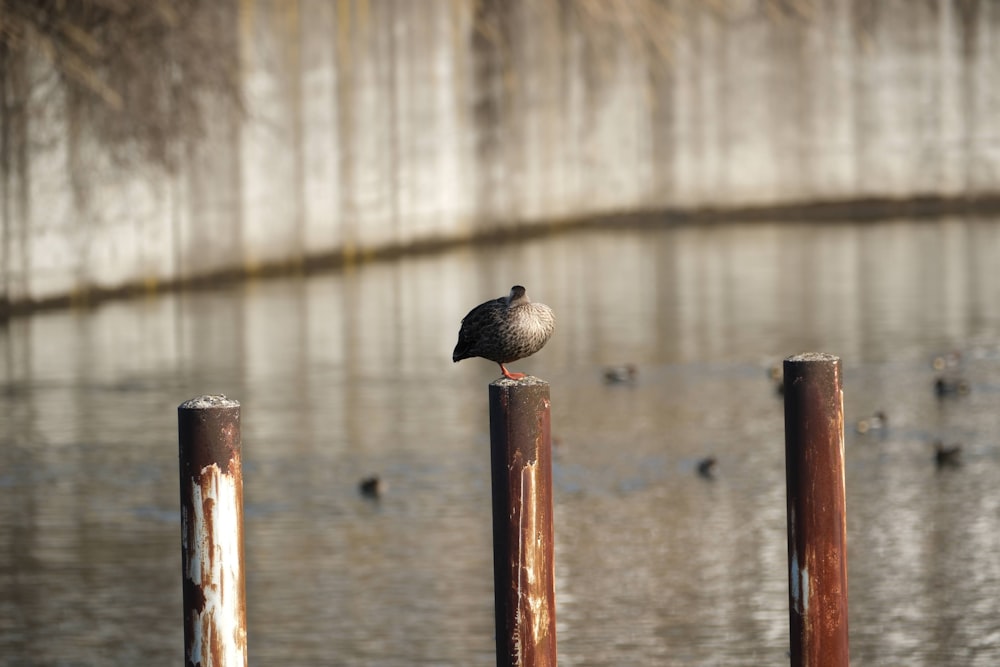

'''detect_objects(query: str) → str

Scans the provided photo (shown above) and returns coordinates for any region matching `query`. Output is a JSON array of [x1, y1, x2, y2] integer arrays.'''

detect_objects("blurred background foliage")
[[0, 0, 240, 170]]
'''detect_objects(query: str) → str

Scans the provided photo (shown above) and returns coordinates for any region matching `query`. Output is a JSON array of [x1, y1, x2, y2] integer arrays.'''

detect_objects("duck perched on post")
[[453, 285, 555, 380]]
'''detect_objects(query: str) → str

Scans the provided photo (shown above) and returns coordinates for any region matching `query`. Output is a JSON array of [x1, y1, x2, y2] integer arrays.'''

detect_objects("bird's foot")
[[500, 365, 526, 380]]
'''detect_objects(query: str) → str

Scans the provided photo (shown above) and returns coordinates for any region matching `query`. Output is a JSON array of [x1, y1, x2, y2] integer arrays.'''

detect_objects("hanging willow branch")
[[0, 0, 242, 171]]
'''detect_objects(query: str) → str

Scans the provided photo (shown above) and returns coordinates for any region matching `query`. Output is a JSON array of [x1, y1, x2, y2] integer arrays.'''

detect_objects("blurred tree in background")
[[0, 0, 240, 172]]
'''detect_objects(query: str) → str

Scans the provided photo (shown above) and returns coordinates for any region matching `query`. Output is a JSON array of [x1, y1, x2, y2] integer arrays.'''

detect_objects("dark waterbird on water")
[[359, 476, 383, 498], [934, 441, 962, 468], [934, 376, 970, 397], [697, 456, 717, 479], [453, 285, 555, 380], [603, 364, 638, 385]]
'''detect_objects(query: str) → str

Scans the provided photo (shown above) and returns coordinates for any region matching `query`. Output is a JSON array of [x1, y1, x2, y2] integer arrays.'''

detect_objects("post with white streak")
[[178, 395, 248, 667], [489, 377, 557, 667], [783, 353, 850, 667]]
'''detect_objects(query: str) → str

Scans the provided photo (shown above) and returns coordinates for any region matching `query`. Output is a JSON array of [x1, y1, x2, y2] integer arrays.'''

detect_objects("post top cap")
[[489, 375, 549, 387], [786, 352, 840, 363], [179, 394, 241, 410]]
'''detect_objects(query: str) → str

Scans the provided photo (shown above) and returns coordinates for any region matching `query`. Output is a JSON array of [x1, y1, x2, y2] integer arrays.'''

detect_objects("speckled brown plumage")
[[453, 285, 555, 380]]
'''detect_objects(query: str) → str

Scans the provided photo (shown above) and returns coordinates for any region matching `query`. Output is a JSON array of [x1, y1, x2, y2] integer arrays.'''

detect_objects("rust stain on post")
[[783, 354, 850, 667], [489, 377, 557, 667], [178, 395, 248, 667]]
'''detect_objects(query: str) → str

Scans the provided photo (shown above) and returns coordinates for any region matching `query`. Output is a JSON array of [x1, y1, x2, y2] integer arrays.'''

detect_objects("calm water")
[[2, 218, 1000, 666]]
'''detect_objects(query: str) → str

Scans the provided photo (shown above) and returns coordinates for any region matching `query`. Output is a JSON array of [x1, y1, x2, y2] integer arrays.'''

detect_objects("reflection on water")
[[2, 217, 1000, 665]]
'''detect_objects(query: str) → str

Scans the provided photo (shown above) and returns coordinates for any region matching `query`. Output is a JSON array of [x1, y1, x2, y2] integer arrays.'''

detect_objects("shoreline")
[[3, 192, 999, 321]]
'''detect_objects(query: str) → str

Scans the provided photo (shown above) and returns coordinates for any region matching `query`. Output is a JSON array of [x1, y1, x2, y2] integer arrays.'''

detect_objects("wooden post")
[[489, 377, 557, 667], [178, 395, 248, 667], [783, 353, 850, 666]]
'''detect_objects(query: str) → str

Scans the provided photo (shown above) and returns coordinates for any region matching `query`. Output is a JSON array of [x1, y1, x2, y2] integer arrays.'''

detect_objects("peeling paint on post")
[[489, 377, 557, 667], [178, 395, 248, 667], [783, 354, 850, 667]]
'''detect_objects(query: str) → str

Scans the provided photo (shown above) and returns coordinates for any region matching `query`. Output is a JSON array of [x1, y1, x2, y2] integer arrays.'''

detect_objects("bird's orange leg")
[[499, 363, 525, 380]]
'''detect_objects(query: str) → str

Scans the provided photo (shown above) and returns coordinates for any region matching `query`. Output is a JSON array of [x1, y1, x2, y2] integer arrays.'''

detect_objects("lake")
[[2, 217, 999, 665]]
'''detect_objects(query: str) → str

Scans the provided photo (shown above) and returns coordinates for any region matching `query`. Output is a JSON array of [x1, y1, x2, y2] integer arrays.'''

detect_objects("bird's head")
[[507, 285, 529, 306]]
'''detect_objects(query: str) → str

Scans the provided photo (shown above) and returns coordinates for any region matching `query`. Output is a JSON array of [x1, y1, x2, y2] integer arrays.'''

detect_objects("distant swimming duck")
[[855, 411, 887, 434], [934, 441, 962, 467], [766, 362, 784, 395], [767, 363, 783, 382], [453, 286, 555, 380], [359, 476, 383, 498], [931, 351, 962, 372], [934, 376, 970, 397], [603, 364, 637, 384], [697, 456, 717, 479]]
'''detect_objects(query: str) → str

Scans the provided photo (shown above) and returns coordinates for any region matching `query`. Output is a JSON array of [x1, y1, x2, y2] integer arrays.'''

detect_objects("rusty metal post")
[[783, 354, 850, 667], [489, 377, 557, 667], [178, 395, 248, 667]]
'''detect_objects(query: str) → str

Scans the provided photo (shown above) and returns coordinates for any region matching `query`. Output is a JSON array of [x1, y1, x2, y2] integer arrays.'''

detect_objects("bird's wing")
[[453, 297, 504, 360]]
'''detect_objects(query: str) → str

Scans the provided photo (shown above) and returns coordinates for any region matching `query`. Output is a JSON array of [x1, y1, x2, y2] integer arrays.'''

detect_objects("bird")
[[934, 441, 962, 468], [767, 362, 784, 396], [697, 456, 717, 479], [934, 376, 970, 397], [767, 363, 782, 382], [855, 411, 887, 434], [931, 351, 962, 372], [453, 285, 555, 380], [603, 364, 637, 384], [359, 476, 383, 498]]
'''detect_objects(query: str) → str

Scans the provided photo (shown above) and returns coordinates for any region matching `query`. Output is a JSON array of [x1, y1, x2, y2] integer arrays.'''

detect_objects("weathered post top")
[[178, 394, 242, 474], [489, 375, 549, 387]]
